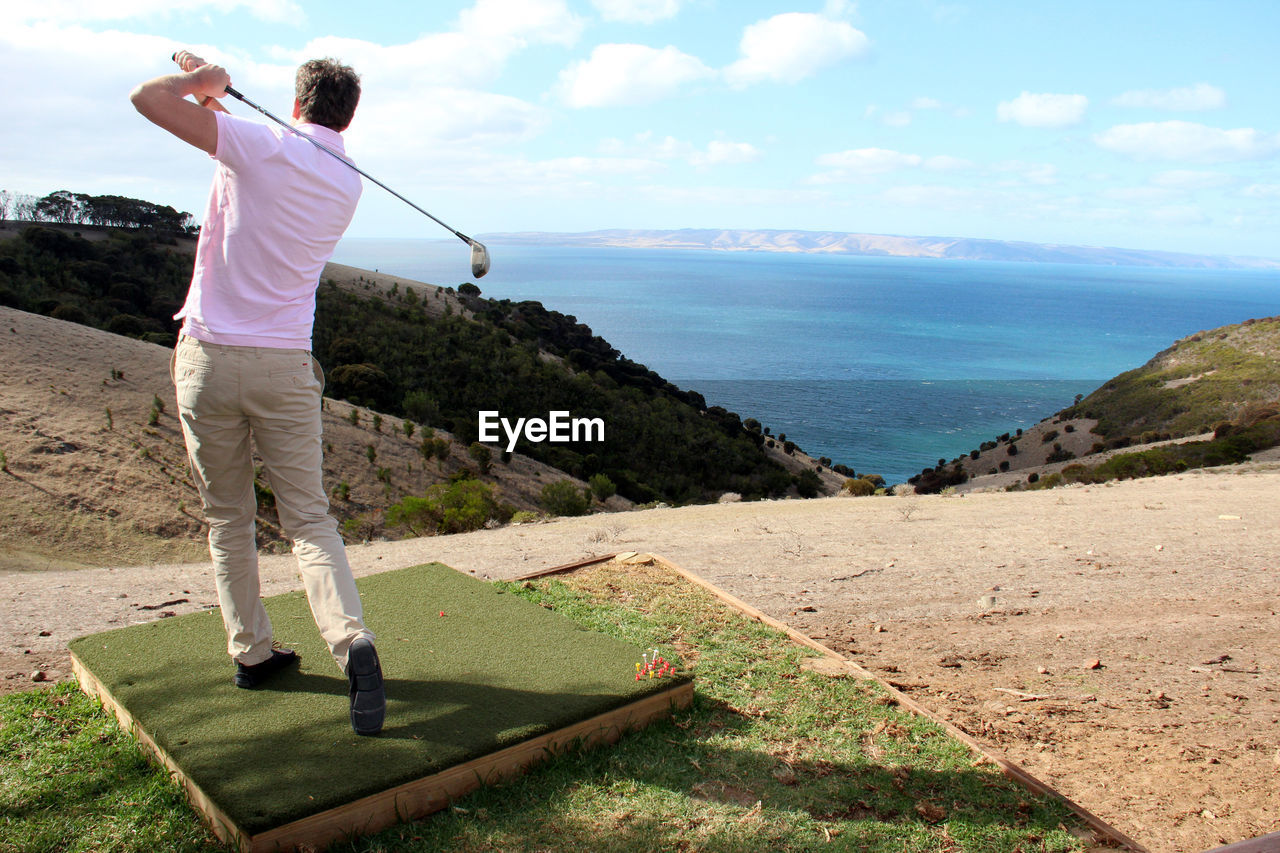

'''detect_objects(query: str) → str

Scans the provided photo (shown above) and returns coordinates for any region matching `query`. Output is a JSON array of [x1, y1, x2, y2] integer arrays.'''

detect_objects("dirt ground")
[[3, 465, 1278, 852]]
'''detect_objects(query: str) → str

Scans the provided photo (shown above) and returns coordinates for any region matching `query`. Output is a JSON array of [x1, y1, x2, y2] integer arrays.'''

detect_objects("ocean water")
[[331, 239, 1280, 484]]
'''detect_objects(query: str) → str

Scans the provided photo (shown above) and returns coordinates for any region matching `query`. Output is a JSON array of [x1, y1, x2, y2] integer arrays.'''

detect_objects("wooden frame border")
[[72, 609, 692, 852], [516, 552, 1151, 853]]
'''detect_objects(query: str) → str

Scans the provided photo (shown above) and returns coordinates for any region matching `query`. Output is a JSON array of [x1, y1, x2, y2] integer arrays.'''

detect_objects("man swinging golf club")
[[130, 51, 385, 736]]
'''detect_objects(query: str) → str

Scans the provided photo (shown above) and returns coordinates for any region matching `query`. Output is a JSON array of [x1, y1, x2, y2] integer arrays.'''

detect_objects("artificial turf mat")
[[68, 563, 689, 837]]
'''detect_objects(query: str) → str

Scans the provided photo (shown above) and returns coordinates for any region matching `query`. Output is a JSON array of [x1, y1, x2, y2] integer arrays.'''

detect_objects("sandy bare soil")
[[4, 463, 1278, 852]]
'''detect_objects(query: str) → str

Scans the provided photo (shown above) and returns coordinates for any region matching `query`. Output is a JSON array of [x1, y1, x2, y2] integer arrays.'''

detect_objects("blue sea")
[[331, 238, 1280, 485]]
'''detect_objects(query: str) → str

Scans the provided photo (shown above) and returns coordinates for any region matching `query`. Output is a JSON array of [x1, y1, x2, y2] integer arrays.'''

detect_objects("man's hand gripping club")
[[128, 49, 231, 154]]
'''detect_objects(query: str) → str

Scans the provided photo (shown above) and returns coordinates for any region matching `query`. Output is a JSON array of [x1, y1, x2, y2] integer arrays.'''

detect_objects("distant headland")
[[482, 228, 1280, 270]]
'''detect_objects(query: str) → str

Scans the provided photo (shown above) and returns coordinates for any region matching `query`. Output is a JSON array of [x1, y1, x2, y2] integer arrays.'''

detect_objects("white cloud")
[[287, 0, 582, 91], [993, 160, 1059, 186], [1148, 204, 1207, 225], [1102, 187, 1176, 204], [589, 0, 680, 24], [910, 96, 943, 110], [923, 155, 974, 171], [347, 88, 549, 156], [811, 148, 923, 182], [456, 0, 584, 46], [601, 132, 761, 167], [1111, 83, 1226, 111], [696, 140, 761, 166], [3, 0, 302, 25], [1093, 121, 1280, 162], [880, 184, 983, 210], [556, 43, 713, 107], [997, 91, 1088, 128], [723, 12, 869, 87], [1242, 184, 1280, 199], [1150, 170, 1234, 189], [882, 111, 911, 127]]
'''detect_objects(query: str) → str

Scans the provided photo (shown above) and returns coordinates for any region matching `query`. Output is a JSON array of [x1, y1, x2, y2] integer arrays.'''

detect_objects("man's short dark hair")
[[295, 59, 360, 131]]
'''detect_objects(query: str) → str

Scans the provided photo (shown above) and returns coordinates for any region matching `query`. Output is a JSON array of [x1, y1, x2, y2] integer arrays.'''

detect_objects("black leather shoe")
[[234, 648, 299, 689], [346, 638, 385, 736]]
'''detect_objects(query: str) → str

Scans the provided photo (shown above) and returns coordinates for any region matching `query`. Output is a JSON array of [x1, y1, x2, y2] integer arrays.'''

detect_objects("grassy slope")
[[1062, 316, 1280, 439]]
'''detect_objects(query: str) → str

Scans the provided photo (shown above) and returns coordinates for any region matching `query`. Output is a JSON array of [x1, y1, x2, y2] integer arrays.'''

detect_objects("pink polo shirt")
[[175, 110, 362, 349]]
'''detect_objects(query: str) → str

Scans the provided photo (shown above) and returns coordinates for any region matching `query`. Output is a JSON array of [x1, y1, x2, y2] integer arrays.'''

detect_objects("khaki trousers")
[[172, 335, 370, 671]]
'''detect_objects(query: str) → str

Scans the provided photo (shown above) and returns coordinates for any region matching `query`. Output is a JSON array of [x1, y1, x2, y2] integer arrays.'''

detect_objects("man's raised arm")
[[129, 57, 231, 155]]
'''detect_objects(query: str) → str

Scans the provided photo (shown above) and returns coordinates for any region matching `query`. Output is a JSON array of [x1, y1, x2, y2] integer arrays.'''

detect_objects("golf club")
[[173, 55, 489, 278]]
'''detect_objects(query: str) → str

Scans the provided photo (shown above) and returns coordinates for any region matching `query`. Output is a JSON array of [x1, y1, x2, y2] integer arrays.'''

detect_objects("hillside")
[[911, 316, 1280, 493], [484, 228, 1280, 270]]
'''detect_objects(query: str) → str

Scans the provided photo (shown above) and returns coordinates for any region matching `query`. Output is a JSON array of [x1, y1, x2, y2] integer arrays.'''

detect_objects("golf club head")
[[470, 240, 490, 279]]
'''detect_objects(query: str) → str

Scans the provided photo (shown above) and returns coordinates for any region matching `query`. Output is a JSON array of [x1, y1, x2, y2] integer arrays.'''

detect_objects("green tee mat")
[[68, 562, 691, 851]]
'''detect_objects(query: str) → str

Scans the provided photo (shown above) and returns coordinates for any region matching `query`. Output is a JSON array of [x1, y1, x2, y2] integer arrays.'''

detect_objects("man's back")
[[178, 111, 362, 349]]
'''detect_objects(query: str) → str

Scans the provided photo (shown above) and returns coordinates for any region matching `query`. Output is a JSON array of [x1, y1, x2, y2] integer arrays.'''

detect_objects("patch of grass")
[[0, 682, 222, 852], [2, 564, 1093, 852]]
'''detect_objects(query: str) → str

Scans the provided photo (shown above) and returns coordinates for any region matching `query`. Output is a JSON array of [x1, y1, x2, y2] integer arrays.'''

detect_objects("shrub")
[[540, 480, 591, 517], [0, 448, 7, 472], [588, 472, 617, 502], [50, 304, 88, 324], [348, 408, 360, 426], [372, 413, 382, 432], [1046, 444, 1076, 464], [999, 460, 1010, 472], [386, 480, 510, 536], [1030, 472, 1063, 490], [1060, 464, 1092, 484], [843, 477, 876, 497], [1006, 443, 1018, 456], [403, 421, 415, 438], [1042, 430, 1059, 443], [333, 481, 350, 501], [468, 442, 493, 474], [794, 469, 823, 498]]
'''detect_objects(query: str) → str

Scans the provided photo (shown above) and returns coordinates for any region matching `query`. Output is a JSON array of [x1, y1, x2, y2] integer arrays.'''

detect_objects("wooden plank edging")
[[511, 553, 617, 582]]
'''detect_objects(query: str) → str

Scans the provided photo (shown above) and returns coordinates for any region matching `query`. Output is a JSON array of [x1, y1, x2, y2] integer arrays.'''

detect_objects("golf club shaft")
[[221, 86, 476, 248]]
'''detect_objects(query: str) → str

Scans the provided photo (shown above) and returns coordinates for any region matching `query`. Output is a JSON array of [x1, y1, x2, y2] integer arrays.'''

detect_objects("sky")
[[2, 0, 1279, 258]]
